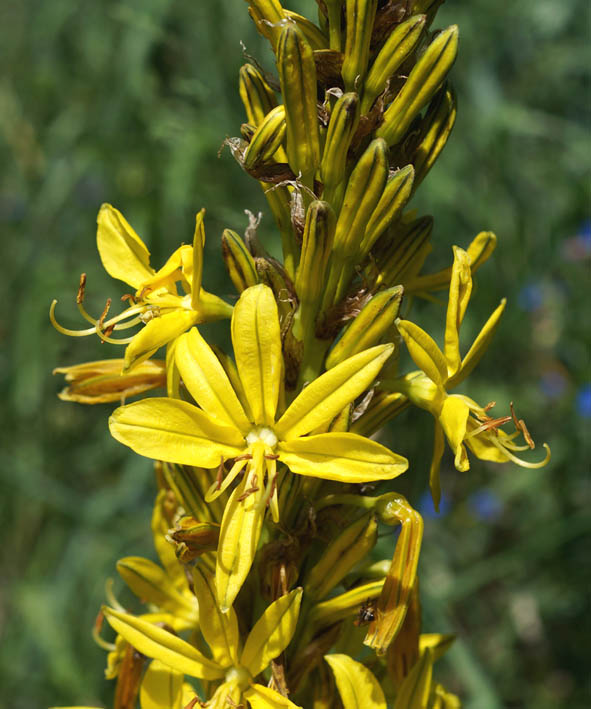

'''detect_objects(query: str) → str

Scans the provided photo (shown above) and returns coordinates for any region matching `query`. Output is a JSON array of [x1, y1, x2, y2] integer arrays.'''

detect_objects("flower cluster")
[[51, 1, 548, 707]]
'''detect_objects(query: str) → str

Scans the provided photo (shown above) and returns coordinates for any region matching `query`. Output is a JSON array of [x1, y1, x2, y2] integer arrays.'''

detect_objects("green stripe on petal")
[[275, 345, 393, 441], [232, 284, 282, 426], [278, 432, 408, 483], [109, 398, 245, 468], [176, 329, 251, 434], [102, 607, 224, 681]]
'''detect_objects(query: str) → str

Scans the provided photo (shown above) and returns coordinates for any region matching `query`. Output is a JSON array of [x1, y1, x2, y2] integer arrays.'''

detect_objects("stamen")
[[121, 293, 136, 305], [490, 438, 551, 469], [234, 454, 253, 462], [50, 300, 102, 337], [104, 578, 126, 613], [92, 610, 116, 651], [265, 453, 280, 460], [238, 474, 259, 501]]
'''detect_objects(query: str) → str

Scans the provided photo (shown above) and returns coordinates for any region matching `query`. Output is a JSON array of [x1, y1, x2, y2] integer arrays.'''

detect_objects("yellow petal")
[[123, 310, 200, 372], [275, 345, 394, 440], [191, 209, 205, 309], [364, 505, 423, 654], [116, 556, 196, 621], [393, 647, 433, 709], [448, 298, 506, 389], [232, 284, 282, 425], [397, 320, 448, 386], [429, 421, 445, 512], [241, 588, 303, 677], [244, 683, 303, 709], [102, 607, 224, 680], [176, 328, 251, 434], [444, 246, 472, 378], [419, 634, 455, 663], [216, 467, 265, 613], [278, 432, 408, 483], [439, 395, 470, 472], [96, 203, 154, 289], [324, 654, 386, 709], [192, 564, 240, 668], [109, 398, 245, 468], [139, 246, 186, 294], [139, 659, 184, 709], [309, 579, 385, 629]]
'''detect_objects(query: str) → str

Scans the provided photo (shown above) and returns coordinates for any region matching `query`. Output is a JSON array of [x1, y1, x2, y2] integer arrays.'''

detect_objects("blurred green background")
[[1, 1, 589, 707]]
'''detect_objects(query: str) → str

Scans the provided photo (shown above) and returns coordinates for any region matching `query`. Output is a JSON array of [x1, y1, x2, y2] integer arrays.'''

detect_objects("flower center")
[[225, 665, 252, 691], [245, 426, 278, 448]]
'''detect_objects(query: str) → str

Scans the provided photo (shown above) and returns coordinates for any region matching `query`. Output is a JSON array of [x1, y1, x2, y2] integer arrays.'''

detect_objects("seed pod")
[[376, 25, 459, 147], [341, 0, 378, 92], [305, 513, 378, 599], [326, 286, 403, 369], [277, 25, 321, 177], [320, 92, 360, 205], [222, 229, 259, 294], [361, 14, 427, 114], [244, 105, 287, 170], [411, 83, 456, 189], [361, 164, 415, 256], [169, 518, 221, 562], [295, 200, 336, 307], [238, 63, 277, 127]]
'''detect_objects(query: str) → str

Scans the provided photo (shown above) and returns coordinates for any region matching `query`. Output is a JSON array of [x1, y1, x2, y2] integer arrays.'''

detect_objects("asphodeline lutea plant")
[[50, 1, 549, 707]]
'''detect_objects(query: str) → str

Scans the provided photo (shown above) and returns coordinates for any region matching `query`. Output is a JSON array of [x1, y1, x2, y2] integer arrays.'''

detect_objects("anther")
[[265, 453, 280, 460], [234, 454, 253, 462], [215, 456, 225, 490], [98, 299, 112, 330], [77, 273, 87, 304], [121, 293, 136, 304]]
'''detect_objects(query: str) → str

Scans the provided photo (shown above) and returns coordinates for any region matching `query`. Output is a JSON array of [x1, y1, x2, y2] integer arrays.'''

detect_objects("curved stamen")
[[490, 438, 551, 469], [92, 611, 116, 652], [50, 300, 102, 336]]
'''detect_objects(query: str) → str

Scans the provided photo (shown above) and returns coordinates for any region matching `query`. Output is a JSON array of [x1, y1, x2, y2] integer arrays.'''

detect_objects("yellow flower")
[[50, 204, 232, 372], [388, 246, 549, 509], [109, 283, 408, 609], [103, 578, 304, 709]]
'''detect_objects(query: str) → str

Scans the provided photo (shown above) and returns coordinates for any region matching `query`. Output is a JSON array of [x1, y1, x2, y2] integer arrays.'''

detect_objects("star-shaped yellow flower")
[[51, 204, 232, 372], [103, 578, 304, 709], [109, 284, 408, 609], [387, 246, 549, 509]]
